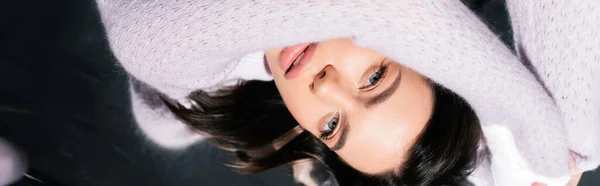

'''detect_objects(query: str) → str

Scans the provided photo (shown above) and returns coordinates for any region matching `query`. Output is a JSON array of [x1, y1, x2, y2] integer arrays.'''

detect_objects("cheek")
[[264, 49, 283, 77], [278, 88, 324, 133]]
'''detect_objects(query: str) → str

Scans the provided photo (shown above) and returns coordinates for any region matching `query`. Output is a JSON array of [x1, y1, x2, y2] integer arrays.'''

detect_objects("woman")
[[165, 38, 584, 186], [96, 0, 599, 185], [165, 38, 485, 185]]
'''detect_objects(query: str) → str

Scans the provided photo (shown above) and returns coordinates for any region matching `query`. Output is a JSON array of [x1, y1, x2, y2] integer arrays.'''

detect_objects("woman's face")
[[265, 38, 434, 174]]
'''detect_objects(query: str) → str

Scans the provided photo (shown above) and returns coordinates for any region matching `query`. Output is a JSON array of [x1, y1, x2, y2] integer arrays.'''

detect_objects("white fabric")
[[96, 0, 600, 184]]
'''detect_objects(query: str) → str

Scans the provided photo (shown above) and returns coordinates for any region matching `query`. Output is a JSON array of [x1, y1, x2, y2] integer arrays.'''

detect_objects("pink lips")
[[279, 43, 318, 80]]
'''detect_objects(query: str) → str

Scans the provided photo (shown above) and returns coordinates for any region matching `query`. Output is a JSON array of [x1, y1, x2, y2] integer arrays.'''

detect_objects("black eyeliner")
[[319, 132, 329, 140]]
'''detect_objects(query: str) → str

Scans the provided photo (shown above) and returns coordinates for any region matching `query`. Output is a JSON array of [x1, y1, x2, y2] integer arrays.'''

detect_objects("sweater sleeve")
[[506, 0, 600, 172], [96, 0, 364, 99], [96, 0, 570, 177], [349, 1, 570, 177]]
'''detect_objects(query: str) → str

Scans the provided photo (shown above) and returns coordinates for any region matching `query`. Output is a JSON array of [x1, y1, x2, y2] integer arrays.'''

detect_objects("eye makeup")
[[318, 61, 390, 141], [358, 60, 389, 91], [319, 111, 342, 140]]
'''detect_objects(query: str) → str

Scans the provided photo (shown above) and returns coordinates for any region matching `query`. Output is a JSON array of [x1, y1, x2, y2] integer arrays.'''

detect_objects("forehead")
[[336, 73, 432, 174]]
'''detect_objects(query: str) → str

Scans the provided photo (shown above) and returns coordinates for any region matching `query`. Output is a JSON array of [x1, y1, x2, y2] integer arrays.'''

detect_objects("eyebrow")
[[330, 69, 402, 151], [365, 69, 402, 109]]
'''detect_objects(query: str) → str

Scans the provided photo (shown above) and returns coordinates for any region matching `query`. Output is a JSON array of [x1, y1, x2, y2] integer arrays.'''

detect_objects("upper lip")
[[279, 43, 311, 73], [278, 42, 318, 80], [286, 48, 309, 73], [286, 43, 317, 80]]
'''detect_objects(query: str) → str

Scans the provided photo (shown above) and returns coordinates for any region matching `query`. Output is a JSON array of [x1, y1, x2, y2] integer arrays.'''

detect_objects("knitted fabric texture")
[[96, 0, 599, 184]]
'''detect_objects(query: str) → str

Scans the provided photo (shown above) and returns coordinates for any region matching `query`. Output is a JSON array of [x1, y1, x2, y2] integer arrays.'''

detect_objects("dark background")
[[0, 0, 597, 185]]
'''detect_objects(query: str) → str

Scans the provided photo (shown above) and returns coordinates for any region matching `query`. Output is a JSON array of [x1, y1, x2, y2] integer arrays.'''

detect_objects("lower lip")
[[284, 43, 318, 80]]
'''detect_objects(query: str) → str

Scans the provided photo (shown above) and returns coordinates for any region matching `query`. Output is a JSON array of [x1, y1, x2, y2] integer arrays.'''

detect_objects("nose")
[[310, 65, 355, 109]]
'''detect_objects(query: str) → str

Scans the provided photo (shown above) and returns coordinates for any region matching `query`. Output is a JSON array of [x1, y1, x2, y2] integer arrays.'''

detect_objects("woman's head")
[[165, 38, 483, 185], [264, 38, 435, 174]]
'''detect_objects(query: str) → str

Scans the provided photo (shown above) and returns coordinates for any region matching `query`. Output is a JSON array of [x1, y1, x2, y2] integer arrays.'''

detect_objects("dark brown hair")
[[164, 80, 482, 186]]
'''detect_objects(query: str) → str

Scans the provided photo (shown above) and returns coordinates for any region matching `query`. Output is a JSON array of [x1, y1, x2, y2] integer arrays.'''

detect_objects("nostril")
[[309, 83, 314, 90], [318, 70, 326, 79]]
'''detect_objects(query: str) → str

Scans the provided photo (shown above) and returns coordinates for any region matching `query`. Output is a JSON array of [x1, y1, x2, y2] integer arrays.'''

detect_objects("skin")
[[264, 38, 581, 183], [532, 153, 582, 186], [264, 38, 434, 174]]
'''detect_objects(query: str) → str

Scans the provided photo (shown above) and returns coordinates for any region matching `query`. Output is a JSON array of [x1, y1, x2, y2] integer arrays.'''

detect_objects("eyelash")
[[359, 63, 389, 91], [319, 112, 341, 140], [319, 63, 389, 140]]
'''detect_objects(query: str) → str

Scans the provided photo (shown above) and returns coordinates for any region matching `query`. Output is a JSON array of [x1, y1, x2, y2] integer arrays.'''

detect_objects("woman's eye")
[[359, 65, 388, 90], [366, 71, 383, 86], [320, 115, 340, 140]]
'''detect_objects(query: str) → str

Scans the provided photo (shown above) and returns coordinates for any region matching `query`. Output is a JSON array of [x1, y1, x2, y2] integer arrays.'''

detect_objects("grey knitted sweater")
[[96, 1, 599, 185]]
